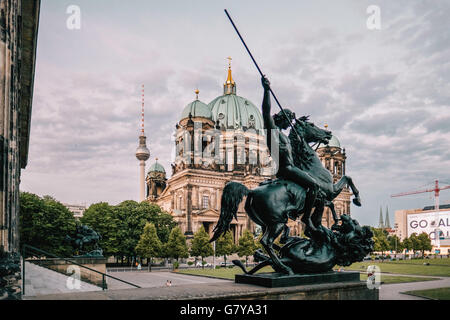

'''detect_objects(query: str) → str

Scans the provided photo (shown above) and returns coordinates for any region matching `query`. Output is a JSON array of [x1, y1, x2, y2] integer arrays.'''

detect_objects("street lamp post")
[[213, 241, 216, 269]]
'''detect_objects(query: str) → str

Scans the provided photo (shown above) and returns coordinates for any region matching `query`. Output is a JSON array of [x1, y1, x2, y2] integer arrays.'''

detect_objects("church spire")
[[385, 206, 391, 229], [378, 206, 384, 228], [224, 56, 236, 95]]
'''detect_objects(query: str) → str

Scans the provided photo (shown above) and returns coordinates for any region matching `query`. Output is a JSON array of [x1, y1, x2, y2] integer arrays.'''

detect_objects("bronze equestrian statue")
[[210, 76, 369, 275]]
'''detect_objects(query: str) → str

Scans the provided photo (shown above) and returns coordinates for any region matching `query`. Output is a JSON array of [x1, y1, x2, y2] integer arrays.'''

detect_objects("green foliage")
[[402, 237, 413, 253], [190, 226, 214, 266], [409, 233, 420, 254], [80, 202, 119, 257], [215, 231, 235, 265], [19, 192, 77, 257], [417, 233, 432, 256], [237, 229, 257, 266], [82, 200, 176, 260], [135, 223, 162, 263], [387, 235, 403, 253], [371, 227, 390, 255], [165, 227, 189, 261]]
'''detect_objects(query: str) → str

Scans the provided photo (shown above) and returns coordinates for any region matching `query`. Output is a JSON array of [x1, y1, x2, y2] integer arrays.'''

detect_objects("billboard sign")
[[407, 210, 450, 246]]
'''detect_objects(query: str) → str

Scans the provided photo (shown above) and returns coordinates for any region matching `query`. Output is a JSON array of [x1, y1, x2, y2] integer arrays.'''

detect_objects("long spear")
[[224, 9, 302, 141]]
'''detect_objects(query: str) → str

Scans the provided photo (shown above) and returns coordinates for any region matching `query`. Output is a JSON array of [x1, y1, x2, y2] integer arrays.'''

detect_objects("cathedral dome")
[[180, 99, 212, 120], [208, 59, 263, 131], [208, 94, 263, 130]]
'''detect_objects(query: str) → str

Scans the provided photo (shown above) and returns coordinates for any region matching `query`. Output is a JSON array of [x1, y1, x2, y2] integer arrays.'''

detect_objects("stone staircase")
[[22, 262, 102, 298]]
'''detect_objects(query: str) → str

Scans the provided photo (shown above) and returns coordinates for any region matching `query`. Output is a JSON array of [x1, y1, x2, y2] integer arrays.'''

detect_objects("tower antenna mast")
[[135, 84, 150, 202]]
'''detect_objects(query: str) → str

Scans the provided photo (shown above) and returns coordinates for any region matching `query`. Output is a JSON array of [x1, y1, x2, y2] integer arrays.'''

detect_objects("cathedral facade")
[[146, 63, 351, 242]]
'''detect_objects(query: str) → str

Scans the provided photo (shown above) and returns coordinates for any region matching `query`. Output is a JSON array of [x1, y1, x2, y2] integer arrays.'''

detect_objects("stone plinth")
[[27, 277, 379, 300], [235, 271, 360, 288]]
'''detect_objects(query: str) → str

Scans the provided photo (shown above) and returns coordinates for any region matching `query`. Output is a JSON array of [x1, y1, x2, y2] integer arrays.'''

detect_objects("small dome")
[[148, 161, 166, 174], [208, 94, 263, 130], [180, 100, 212, 120], [327, 135, 341, 148], [317, 134, 341, 149]]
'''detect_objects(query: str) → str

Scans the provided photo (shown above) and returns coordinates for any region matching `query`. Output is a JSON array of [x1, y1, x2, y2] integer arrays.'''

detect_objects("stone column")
[[185, 184, 193, 237], [216, 189, 221, 210], [170, 191, 175, 210]]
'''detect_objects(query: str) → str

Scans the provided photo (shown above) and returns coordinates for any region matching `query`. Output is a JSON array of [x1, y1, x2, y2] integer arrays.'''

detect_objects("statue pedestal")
[[235, 271, 360, 288]]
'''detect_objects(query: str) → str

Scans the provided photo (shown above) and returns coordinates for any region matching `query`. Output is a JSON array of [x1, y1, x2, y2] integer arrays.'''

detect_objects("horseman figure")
[[261, 76, 330, 232]]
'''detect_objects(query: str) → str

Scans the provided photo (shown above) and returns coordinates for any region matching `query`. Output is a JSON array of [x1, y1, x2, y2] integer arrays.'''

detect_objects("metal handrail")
[[22, 244, 141, 295]]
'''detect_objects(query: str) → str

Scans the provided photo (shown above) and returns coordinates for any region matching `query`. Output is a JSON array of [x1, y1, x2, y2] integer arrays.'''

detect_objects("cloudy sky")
[[21, 0, 450, 227]]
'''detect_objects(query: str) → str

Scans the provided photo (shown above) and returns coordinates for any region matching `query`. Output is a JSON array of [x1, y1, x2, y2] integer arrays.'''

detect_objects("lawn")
[[344, 259, 450, 277], [403, 287, 450, 300], [378, 258, 450, 266], [177, 265, 439, 284], [359, 273, 437, 284]]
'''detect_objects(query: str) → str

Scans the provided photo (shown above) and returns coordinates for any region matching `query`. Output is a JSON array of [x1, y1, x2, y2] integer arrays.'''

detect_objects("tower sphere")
[[136, 135, 150, 161]]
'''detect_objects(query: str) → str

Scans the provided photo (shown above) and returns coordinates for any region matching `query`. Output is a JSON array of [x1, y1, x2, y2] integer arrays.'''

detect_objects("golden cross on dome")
[[227, 56, 232, 67]]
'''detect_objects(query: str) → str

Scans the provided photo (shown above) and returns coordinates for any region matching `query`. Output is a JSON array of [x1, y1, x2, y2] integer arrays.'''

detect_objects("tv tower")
[[135, 84, 150, 202]]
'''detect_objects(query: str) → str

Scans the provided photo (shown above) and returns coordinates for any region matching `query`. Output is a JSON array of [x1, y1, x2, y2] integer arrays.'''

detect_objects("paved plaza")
[[23, 263, 450, 300], [379, 275, 450, 300], [106, 270, 230, 290]]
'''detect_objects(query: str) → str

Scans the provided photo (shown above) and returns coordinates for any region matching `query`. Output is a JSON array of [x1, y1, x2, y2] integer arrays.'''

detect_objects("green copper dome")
[[327, 135, 341, 148], [148, 161, 166, 174], [181, 99, 212, 120], [318, 134, 341, 149], [208, 94, 263, 130]]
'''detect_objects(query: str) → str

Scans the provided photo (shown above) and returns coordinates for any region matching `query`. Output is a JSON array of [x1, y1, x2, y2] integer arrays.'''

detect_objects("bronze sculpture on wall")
[[65, 224, 103, 257]]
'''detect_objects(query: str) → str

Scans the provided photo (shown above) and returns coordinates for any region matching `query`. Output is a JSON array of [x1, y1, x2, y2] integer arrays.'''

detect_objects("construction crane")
[[391, 180, 450, 249]]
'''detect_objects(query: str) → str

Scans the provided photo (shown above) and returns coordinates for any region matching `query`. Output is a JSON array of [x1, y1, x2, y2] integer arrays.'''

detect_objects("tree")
[[417, 232, 432, 257], [135, 223, 162, 271], [165, 227, 189, 263], [190, 226, 214, 268], [372, 228, 389, 260], [112, 200, 176, 265], [387, 235, 403, 254], [19, 192, 76, 257], [80, 202, 119, 257], [237, 229, 257, 267], [215, 231, 235, 267], [409, 233, 421, 257], [402, 237, 413, 258]]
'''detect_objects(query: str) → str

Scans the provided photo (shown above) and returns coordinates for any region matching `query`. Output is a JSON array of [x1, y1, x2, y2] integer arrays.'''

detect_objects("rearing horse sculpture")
[[210, 118, 362, 275], [289, 116, 362, 232]]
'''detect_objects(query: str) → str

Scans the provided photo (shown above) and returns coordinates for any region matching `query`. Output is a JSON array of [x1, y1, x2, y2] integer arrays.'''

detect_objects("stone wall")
[[30, 258, 107, 287], [0, 0, 40, 300]]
